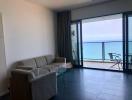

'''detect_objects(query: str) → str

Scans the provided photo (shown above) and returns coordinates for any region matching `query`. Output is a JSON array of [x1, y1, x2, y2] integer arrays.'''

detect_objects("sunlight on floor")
[[83, 61, 123, 71]]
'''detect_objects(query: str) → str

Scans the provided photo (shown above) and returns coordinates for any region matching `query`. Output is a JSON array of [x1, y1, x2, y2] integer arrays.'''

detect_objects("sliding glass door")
[[123, 12, 132, 72], [71, 21, 83, 67], [70, 13, 132, 72], [82, 14, 123, 71]]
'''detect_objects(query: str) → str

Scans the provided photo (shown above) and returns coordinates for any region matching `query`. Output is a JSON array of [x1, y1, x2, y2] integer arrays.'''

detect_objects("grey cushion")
[[45, 55, 55, 64], [45, 65, 59, 72], [17, 58, 37, 69], [35, 56, 47, 68], [32, 68, 49, 77], [42, 63, 65, 72]]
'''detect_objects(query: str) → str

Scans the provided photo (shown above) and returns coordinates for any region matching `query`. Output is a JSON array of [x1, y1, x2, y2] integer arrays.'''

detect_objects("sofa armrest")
[[16, 65, 33, 70], [10, 69, 33, 100], [54, 57, 66, 63], [10, 70, 57, 100], [11, 69, 35, 81]]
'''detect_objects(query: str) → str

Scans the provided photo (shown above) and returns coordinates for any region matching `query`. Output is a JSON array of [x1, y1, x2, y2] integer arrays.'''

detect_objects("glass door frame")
[[81, 14, 124, 71], [71, 20, 83, 67], [123, 11, 132, 73]]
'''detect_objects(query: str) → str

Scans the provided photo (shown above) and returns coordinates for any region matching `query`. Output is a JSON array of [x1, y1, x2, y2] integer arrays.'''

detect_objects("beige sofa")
[[10, 55, 72, 100], [16, 55, 72, 74], [10, 69, 57, 100]]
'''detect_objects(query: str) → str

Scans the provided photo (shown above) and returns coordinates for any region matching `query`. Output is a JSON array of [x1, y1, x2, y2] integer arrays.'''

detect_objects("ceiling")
[[28, 0, 114, 11]]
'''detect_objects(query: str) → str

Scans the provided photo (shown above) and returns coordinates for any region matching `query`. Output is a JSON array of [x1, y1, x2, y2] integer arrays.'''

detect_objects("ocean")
[[83, 41, 123, 60]]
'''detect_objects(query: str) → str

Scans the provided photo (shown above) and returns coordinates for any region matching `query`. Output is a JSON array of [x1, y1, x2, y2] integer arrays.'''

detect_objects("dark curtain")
[[57, 11, 72, 62]]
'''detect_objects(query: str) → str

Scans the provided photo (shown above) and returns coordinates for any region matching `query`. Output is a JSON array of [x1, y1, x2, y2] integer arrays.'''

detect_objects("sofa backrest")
[[17, 58, 37, 69], [16, 55, 56, 69], [45, 55, 55, 64], [35, 56, 47, 68]]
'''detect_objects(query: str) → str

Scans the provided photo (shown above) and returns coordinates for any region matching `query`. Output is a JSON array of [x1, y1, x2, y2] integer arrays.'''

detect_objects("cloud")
[[82, 18, 122, 42]]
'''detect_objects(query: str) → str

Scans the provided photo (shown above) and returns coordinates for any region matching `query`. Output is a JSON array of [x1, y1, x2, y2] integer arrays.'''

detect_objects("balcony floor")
[[83, 61, 123, 71]]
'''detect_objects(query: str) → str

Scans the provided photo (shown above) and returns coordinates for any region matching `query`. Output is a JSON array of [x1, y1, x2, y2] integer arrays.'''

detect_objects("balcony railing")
[[83, 41, 123, 61]]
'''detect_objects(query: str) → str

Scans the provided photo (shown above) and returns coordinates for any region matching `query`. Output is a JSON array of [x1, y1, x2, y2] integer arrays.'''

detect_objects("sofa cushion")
[[32, 68, 50, 77], [17, 58, 37, 69], [44, 65, 59, 72], [41, 63, 65, 73], [45, 55, 55, 64], [35, 56, 47, 68]]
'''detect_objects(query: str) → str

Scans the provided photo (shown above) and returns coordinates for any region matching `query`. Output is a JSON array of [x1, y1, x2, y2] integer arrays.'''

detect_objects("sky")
[[82, 17, 123, 42]]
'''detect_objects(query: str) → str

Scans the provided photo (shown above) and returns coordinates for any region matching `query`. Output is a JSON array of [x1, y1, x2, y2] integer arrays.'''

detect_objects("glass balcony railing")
[[83, 41, 123, 61]]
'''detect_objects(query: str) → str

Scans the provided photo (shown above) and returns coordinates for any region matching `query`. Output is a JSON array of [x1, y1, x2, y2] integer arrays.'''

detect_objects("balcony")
[[83, 41, 123, 70]]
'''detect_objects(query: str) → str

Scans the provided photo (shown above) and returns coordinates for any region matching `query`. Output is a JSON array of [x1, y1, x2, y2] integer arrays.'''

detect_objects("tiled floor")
[[1, 68, 132, 100], [83, 61, 123, 71], [51, 68, 132, 100]]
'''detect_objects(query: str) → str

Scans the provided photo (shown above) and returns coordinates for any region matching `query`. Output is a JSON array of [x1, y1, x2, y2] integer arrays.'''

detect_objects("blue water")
[[83, 42, 123, 60]]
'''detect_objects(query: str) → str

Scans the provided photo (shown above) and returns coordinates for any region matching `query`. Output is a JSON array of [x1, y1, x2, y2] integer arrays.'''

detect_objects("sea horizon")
[[83, 41, 123, 60]]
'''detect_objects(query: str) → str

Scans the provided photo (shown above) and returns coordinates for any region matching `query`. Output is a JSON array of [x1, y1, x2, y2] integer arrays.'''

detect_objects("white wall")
[[0, 0, 56, 95], [0, 13, 7, 96], [72, 0, 132, 20]]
